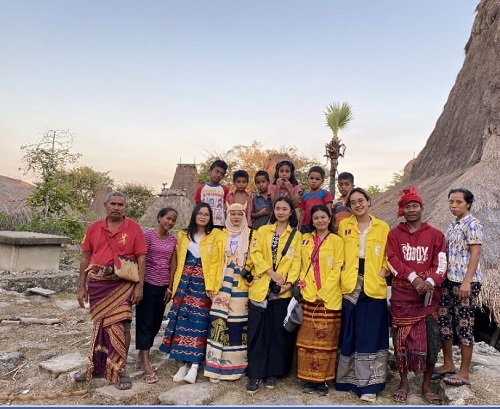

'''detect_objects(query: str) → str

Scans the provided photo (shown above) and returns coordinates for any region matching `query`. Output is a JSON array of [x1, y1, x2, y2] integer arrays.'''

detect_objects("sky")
[[0, 0, 477, 192]]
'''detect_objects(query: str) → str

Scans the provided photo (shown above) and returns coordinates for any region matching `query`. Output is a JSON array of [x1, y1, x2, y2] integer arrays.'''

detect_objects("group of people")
[[75, 158, 484, 405]]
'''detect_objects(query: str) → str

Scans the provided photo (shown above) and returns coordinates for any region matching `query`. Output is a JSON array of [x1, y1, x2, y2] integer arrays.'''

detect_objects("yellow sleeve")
[[250, 226, 273, 276], [317, 235, 344, 307], [284, 231, 302, 284], [207, 230, 225, 293]]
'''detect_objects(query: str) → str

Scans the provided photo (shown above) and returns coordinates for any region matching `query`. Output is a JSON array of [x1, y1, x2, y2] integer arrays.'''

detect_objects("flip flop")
[[431, 367, 458, 381], [116, 374, 132, 390], [145, 373, 159, 384], [443, 375, 470, 387], [422, 391, 442, 405], [392, 388, 408, 403]]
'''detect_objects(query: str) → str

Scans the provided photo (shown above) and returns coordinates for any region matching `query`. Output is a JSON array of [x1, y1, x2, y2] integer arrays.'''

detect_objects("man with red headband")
[[387, 187, 446, 404]]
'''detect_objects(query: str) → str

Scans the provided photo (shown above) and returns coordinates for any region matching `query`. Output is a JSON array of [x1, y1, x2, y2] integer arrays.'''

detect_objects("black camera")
[[241, 268, 253, 283], [268, 280, 281, 295]]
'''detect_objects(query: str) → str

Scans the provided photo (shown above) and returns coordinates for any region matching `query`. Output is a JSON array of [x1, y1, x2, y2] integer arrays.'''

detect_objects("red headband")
[[397, 187, 423, 217]]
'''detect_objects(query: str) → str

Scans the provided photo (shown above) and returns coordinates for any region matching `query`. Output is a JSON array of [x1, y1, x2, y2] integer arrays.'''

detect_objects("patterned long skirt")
[[159, 252, 211, 363], [336, 275, 389, 396], [204, 261, 248, 381], [296, 300, 341, 383]]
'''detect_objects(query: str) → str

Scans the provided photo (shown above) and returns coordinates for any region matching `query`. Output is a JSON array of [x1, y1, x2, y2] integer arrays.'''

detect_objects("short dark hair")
[[254, 170, 270, 182], [157, 207, 178, 222], [233, 170, 249, 182], [338, 172, 354, 184], [309, 204, 333, 232], [448, 188, 474, 209], [210, 159, 228, 172], [269, 196, 298, 228], [308, 166, 326, 179], [347, 187, 371, 207]]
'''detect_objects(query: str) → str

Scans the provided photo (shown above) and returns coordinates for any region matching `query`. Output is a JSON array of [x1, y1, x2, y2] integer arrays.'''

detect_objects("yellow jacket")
[[338, 214, 390, 299], [249, 223, 302, 302], [300, 232, 344, 310], [172, 229, 225, 294]]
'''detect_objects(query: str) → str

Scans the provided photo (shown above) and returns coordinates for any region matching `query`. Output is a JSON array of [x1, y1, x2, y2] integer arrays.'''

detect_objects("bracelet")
[[166, 289, 172, 294]]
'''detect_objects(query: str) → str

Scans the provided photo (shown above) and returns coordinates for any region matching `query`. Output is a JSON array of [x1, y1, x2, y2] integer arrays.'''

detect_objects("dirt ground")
[[1, 287, 500, 406]]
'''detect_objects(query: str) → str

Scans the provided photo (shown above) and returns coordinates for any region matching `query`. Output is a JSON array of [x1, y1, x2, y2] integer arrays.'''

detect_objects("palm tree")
[[324, 102, 354, 196]]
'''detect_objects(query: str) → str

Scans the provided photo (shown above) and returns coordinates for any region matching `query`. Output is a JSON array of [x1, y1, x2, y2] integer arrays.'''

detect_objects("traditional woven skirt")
[[296, 300, 341, 383], [204, 261, 248, 381], [135, 281, 167, 350], [87, 271, 134, 383], [336, 273, 389, 396], [247, 297, 296, 379], [159, 252, 211, 363]]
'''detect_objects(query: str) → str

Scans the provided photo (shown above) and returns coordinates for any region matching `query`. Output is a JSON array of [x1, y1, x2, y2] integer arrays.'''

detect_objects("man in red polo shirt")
[[74, 191, 147, 390]]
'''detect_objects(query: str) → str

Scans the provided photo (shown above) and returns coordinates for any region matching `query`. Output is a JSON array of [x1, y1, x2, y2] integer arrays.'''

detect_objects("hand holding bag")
[[283, 233, 329, 332], [105, 234, 140, 283]]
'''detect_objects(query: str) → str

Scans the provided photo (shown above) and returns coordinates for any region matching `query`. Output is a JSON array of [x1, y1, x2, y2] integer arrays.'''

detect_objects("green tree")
[[57, 166, 114, 213], [198, 141, 321, 191], [324, 102, 354, 196], [117, 182, 156, 221], [366, 185, 383, 199], [21, 130, 81, 217], [385, 169, 404, 190]]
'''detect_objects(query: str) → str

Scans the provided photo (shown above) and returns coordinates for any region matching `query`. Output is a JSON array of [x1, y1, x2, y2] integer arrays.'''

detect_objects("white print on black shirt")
[[401, 243, 428, 264]]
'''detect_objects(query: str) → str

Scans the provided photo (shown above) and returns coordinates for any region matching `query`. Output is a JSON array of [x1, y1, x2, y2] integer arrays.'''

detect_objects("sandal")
[[145, 373, 159, 384], [422, 391, 442, 405], [442, 375, 470, 387], [392, 388, 408, 403], [116, 374, 132, 390], [431, 367, 458, 381]]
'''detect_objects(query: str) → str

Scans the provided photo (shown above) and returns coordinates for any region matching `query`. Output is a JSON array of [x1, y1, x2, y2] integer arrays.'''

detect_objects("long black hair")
[[272, 160, 299, 187], [269, 196, 298, 228], [185, 202, 214, 241]]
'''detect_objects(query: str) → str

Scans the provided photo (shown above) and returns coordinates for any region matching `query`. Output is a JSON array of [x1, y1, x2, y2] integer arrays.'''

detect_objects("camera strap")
[[273, 227, 297, 273]]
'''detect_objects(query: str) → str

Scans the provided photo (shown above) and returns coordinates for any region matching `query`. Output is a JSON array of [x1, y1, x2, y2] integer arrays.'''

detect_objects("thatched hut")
[[0, 175, 34, 228], [372, 0, 500, 328], [140, 163, 198, 228]]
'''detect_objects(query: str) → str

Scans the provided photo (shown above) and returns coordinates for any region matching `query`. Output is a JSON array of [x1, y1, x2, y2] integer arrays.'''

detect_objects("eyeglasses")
[[349, 198, 367, 207]]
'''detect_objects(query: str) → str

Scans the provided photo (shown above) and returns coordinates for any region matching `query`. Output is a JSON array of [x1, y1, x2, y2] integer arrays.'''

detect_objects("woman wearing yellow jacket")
[[204, 202, 252, 382], [335, 188, 390, 402], [160, 202, 224, 384], [246, 196, 302, 395], [296, 204, 344, 397]]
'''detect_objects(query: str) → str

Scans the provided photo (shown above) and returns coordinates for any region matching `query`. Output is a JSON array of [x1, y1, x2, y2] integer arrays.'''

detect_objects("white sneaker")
[[173, 365, 189, 382], [360, 393, 377, 402], [183, 366, 198, 384]]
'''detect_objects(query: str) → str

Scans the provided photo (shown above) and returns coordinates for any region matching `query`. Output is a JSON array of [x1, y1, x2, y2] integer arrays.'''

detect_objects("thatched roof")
[[170, 163, 198, 202], [0, 175, 34, 220], [139, 188, 194, 228], [372, 0, 500, 322]]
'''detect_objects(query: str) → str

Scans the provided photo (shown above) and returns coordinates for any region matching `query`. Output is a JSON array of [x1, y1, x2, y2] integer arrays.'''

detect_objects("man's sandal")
[[116, 374, 132, 390]]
